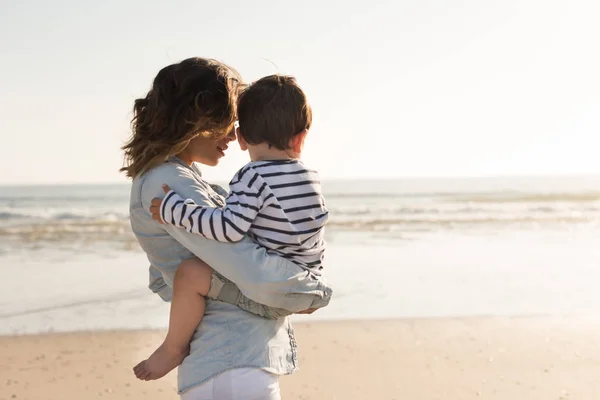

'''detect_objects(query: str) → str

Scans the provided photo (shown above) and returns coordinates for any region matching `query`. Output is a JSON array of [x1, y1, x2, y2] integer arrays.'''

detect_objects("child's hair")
[[237, 74, 312, 150]]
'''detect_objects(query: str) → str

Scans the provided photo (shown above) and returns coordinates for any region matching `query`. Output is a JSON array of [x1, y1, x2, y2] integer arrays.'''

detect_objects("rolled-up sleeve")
[[140, 164, 332, 312]]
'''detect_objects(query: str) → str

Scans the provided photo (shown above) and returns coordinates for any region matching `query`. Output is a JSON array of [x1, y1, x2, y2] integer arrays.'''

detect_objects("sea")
[[1, 176, 600, 335]]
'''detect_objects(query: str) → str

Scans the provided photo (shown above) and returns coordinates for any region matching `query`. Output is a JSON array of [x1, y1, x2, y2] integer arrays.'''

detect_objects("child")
[[134, 75, 328, 381]]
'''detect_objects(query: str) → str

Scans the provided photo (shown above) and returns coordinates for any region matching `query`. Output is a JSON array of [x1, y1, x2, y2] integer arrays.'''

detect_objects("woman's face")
[[179, 127, 237, 167]]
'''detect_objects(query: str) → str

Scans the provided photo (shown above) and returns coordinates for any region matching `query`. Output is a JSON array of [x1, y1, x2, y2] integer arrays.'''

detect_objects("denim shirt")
[[129, 158, 332, 394]]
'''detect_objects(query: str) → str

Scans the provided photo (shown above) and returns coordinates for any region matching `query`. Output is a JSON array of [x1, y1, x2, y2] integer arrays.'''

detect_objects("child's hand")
[[149, 184, 172, 223]]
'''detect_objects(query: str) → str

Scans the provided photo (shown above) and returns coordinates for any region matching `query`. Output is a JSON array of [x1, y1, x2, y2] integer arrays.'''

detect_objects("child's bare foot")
[[133, 342, 188, 381]]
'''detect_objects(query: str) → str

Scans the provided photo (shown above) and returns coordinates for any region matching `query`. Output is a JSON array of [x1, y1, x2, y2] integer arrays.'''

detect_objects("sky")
[[0, 0, 599, 184]]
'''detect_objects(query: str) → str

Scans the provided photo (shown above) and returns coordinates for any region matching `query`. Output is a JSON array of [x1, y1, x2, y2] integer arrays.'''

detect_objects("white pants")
[[180, 368, 281, 400]]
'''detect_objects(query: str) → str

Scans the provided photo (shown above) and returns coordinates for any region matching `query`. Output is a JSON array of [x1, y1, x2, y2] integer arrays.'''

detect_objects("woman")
[[121, 57, 332, 400]]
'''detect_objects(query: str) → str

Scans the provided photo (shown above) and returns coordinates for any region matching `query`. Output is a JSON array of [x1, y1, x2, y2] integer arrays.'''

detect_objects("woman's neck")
[[176, 150, 194, 166]]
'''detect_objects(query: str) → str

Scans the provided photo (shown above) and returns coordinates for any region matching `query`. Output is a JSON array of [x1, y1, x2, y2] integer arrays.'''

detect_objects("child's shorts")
[[206, 273, 330, 319]]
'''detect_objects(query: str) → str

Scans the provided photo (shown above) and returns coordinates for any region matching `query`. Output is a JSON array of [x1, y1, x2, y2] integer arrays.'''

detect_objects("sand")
[[2, 317, 600, 399]]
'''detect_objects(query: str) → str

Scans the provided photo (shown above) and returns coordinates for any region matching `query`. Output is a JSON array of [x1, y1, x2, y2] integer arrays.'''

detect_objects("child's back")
[[160, 74, 328, 273], [219, 159, 327, 272]]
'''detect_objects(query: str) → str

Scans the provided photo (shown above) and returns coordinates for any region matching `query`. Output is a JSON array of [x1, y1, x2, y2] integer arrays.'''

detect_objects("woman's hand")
[[149, 184, 172, 223]]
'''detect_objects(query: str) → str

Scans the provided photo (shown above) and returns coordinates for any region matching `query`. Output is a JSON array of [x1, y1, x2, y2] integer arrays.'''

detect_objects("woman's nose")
[[225, 127, 236, 142]]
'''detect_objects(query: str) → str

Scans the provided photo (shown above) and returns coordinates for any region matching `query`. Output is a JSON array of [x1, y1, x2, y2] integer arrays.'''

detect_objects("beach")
[[3, 317, 600, 399], [3, 0, 600, 396], [2, 178, 600, 398]]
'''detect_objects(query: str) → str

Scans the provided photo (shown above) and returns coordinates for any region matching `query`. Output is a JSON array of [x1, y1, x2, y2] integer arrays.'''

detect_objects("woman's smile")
[[216, 144, 228, 157]]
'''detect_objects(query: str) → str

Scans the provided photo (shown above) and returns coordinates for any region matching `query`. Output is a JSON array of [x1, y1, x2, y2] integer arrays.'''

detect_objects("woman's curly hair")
[[121, 57, 243, 178]]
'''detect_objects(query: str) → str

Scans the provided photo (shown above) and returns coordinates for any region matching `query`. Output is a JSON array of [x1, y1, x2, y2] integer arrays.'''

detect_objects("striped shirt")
[[160, 159, 328, 274]]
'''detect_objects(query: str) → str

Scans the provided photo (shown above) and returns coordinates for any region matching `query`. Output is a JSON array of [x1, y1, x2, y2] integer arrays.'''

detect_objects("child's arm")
[[156, 168, 269, 242], [141, 162, 332, 314]]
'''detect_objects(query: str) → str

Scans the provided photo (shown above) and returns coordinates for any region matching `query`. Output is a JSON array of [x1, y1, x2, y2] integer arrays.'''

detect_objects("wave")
[[327, 215, 598, 230], [328, 204, 599, 217], [0, 219, 138, 253], [4, 205, 597, 223], [448, 192, 600, 203], [0, 210, 128, 221], [1, 211, 597, 249], [1, 191, 598, 251], [0, 211, 35, 220], [324, 191, 600, 203], [0, 195, 125, 202], [0, 220, 131, 236]]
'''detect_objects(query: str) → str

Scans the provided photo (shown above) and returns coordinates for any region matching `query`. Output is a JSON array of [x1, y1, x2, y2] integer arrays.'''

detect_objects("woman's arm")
[[140, 163, 332, 312]]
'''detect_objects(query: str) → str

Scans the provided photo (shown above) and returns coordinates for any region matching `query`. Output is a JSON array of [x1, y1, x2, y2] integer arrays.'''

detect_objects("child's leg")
[[133, 258, 212, 381]]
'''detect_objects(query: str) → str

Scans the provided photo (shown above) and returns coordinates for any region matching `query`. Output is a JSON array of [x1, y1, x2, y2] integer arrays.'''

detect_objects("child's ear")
[[289, 130, 308, 154], [236, 128, 248, 151]]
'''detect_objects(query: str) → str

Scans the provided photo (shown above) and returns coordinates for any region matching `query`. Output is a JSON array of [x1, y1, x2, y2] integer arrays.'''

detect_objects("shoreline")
[[2, 317, 600, 399], [0, 312, 595, 340], [4, 233, 600, 336], [2, 312, 600, 338]]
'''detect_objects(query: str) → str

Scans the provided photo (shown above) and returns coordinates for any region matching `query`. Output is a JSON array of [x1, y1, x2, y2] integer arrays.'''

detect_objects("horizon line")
[[2, 173, 600, 186]]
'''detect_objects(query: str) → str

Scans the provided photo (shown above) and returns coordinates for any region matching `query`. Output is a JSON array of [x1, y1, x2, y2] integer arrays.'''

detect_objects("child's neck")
[[248, 143, 301, 162]]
